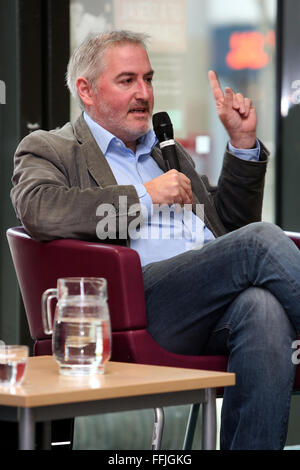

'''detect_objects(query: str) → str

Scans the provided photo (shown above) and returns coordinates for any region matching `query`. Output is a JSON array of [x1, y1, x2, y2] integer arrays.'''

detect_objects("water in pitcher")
[[53, 297, 111, 375]]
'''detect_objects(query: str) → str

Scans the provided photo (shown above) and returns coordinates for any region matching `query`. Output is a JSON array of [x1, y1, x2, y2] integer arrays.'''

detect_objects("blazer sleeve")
[[11, 131, 141, 242], [206, 141, 269, 232]]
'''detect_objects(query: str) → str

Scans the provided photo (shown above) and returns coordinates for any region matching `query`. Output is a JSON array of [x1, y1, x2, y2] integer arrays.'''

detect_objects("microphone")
[[152, 112, 180, 171]]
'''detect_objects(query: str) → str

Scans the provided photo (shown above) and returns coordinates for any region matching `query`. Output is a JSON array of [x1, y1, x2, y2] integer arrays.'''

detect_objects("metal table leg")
[[202, 388, 217, 450], [19, 408, 35, 450]]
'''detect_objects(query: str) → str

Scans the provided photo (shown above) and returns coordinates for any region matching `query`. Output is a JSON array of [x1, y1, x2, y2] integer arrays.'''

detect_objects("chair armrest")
[[7, 227, 147, 338], [285, 231, 300, 250]]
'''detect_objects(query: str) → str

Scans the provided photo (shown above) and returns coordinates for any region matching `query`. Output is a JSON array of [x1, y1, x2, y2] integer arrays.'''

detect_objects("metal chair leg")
[[183, 403, 200, 450], [151, 407, 165, 450]]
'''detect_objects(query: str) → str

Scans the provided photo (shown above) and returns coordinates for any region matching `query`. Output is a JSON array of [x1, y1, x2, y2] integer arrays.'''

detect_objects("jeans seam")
[[279, 367, 296, 449]]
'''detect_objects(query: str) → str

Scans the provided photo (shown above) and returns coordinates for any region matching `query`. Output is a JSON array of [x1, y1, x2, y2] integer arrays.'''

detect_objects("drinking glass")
[[0, 345, 29, 386]]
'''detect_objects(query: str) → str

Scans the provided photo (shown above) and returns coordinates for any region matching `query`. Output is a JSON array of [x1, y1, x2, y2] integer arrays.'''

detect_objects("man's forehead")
[[100, 42, 153, 76], [103, 42, 149, 62]]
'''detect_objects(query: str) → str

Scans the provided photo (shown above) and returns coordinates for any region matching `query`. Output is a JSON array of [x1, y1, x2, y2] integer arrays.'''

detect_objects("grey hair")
[[66, 30, 150, 109]]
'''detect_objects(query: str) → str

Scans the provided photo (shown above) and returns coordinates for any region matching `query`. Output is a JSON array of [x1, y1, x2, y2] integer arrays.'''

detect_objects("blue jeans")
[[142, 222, 299, 449]]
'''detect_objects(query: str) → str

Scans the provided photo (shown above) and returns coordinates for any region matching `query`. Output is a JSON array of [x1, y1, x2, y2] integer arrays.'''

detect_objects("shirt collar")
[[83, 111, 157, 157]]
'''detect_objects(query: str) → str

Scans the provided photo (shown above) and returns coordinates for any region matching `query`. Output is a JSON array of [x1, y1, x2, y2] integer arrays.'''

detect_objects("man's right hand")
[[208, 70, 257, 149], [143, 170, 193, 205]]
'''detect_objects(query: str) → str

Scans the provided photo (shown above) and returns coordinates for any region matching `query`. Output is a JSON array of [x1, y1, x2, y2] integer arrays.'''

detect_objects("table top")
[[0, 356, 235, 408]]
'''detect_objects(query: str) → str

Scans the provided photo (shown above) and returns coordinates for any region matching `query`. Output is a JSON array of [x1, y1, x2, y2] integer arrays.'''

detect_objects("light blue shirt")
[[84, 112, 260, 266]]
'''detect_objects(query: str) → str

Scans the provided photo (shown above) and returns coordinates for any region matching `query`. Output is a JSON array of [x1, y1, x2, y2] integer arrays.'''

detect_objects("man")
[[11, 31, 300, 449]]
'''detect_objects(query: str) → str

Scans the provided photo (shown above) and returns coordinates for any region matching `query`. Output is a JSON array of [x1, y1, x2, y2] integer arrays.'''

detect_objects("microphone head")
[[152, 112, 174, 142]]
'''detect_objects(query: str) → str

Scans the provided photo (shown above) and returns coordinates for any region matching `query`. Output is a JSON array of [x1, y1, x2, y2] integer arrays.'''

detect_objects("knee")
[[237, 222, 295, 260], [240, 221, 284, 245]]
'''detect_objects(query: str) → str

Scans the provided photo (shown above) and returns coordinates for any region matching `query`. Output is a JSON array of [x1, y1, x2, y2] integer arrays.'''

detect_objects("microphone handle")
[[160, 141, 180, 171]]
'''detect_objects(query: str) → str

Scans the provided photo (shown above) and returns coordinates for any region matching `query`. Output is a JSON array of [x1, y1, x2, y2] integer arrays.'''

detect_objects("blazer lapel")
[[73, 114, 117, 187], [177, 149, 227, 237], [151, 145, 169, 172]]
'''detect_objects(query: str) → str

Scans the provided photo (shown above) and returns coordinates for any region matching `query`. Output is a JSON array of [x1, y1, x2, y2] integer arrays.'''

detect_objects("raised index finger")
[[208, 70, 224, 104]]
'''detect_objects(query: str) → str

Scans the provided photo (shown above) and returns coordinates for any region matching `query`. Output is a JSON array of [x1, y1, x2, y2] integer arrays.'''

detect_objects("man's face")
[[88, 43, 154, 148]]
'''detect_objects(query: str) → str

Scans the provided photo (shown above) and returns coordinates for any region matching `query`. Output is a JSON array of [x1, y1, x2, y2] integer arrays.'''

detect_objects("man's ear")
[[76, 77, 95, 107]]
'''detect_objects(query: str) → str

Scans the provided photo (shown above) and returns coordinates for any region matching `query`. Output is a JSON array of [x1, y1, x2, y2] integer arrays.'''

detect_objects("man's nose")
[[135, 80, 151, 100]]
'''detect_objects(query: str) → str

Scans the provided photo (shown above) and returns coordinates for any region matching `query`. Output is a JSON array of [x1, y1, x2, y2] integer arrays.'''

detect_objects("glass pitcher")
[[42, 277, 111, 376]]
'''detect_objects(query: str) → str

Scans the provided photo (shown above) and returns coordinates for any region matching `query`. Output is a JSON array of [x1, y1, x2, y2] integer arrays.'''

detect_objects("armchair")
[[6, 226, 300, 449]]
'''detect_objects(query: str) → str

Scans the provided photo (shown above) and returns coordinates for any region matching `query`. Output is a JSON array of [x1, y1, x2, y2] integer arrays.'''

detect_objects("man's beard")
[[95, 103, 152, 143], [91, 94, 152, 142]]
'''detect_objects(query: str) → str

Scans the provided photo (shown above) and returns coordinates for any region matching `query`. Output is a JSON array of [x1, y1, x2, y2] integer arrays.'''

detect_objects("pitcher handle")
[[41, 288, 57, 335]]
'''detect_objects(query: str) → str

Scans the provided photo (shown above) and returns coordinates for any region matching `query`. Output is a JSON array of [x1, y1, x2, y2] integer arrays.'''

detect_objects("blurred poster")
[[113, 0, 187, 53]]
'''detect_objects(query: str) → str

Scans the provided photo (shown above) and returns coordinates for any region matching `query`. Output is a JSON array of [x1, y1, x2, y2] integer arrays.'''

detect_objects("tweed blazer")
[[11, 114, 269, 243]]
